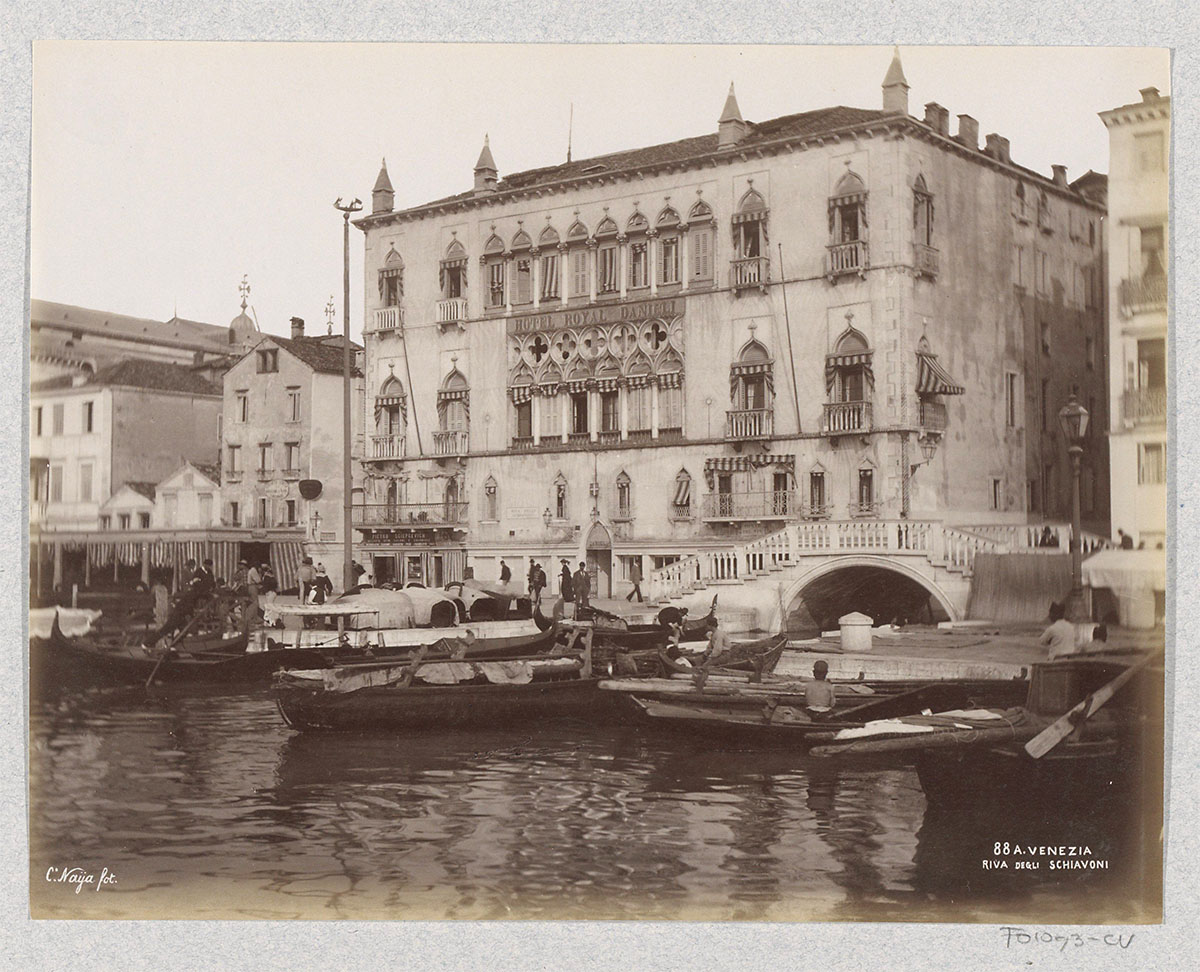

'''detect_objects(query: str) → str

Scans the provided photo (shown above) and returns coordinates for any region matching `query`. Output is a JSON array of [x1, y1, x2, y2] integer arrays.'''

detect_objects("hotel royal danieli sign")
[[507, 297, 683, 335]]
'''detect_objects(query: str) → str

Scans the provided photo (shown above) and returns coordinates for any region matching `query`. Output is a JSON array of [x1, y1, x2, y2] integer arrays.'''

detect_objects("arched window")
[[807, 462, 829, 519], [1013, 180, 1030, 222], [483, 232, 506, 308], [688, 198, 715, 283], [626, 211, 650, 291], [827, 170, 869, 277], [483, 475, 498, 521], [1036, 190, 1052, 234], [823, 326, 874, 435], [731, 187, 769, 290], [613, 470, 633, 520], [378, 247, 405, 306], [511, 227, 533, 305], [730, 339, 774, 411], [671, 469, 693, 519], [564, 217, 591, 299], [440, 238, 468, 299], [534, 225, 562, 302], [444, 477, 461, 523], [913, 174, 934, 246], [656, 206, 681, 286], [373, 375, 406, 458], [553, 472, 568, 520], [595, 214, 619, 295], [854, 460, 877, 517], [437, 369, 470, 435]]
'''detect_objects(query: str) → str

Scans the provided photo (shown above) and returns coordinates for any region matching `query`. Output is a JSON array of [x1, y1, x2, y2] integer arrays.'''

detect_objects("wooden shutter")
[[692, 228, 712, 279]]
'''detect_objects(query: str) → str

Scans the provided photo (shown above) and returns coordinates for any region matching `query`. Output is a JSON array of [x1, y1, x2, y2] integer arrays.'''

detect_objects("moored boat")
[[808, 649, 1163, 813], [275, 623, 603, 732]]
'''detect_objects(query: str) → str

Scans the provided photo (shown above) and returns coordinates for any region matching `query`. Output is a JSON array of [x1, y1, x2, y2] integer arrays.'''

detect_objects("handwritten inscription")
[[982, 841, 1109, 871], [508, 297, 682, 335], [1000, 927, 1135, 951], [45, 865, 118, 893]]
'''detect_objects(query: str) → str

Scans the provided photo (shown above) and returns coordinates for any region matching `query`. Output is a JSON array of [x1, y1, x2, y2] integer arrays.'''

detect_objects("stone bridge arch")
[[777, 554, 961, 632]]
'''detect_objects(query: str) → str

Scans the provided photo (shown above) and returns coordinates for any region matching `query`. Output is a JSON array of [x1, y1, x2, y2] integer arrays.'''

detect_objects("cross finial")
[[845, 310, 855, 326], [238, 274, 250, 311], [325, 295, 336, 335], [451, 354, 459, 366], [747, 177, 754, 187]]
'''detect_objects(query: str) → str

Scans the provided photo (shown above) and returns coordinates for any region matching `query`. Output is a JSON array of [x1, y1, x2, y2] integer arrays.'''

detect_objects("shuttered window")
[[659, 386, 682, 430], [571, 249, 590, 297], [629, 385, 652, 431], [691, 227, 712, 280]]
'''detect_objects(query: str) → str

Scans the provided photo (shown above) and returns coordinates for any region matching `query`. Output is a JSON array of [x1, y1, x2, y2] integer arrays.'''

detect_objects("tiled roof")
[[272, 335, 364, 377], [191, 462, 221, 485], [400, 106, 889, 213], [30, 299, 232, 352], [31, 358, 222, 396], [125, 482, 157, 502]]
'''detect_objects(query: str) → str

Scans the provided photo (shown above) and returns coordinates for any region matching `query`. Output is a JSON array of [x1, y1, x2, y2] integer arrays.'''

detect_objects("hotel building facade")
[[351, 53, 1109, 622]]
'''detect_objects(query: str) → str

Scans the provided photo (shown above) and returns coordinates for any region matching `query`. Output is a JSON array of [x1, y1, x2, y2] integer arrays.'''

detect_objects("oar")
[[1024, 651, 1161, 759]]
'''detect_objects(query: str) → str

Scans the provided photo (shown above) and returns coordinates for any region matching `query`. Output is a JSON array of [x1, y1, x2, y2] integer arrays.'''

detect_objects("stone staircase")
[[647, 519, 1112, 605]]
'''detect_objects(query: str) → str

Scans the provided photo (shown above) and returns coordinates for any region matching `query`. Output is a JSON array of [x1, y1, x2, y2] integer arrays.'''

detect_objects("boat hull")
[[277, 677, 606, 732]]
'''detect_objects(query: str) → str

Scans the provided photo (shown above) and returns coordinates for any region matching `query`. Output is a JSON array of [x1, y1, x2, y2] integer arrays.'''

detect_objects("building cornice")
[[356, 114, 1105, 233], [1100, 104, 1171, 128]]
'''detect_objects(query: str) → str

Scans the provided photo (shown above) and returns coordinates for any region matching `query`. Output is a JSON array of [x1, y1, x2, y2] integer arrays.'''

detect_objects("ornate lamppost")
[[1057, 393, 1090, 622]]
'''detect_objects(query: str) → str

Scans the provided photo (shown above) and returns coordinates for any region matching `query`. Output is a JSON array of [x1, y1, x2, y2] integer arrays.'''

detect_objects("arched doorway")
[[585, 521, 613, 599], [781, 561, 954, 636]]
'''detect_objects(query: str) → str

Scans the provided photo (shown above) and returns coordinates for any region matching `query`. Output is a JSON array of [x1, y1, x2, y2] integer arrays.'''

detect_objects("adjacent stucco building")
[[350, 52, 1110, 621], [1101, 87, 1169, 549], [218, 319, 365, 590]]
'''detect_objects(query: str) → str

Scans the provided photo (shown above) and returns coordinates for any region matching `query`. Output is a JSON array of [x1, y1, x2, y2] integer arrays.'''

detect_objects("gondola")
[[275, 624, 603, 732]]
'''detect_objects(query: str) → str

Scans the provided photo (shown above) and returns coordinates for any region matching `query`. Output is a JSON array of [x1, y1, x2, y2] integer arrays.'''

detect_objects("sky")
[[30, 43, 1170, 341]]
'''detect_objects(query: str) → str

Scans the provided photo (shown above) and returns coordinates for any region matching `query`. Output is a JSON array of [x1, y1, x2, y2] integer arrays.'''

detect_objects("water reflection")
[[29, 691, 1158, 921]]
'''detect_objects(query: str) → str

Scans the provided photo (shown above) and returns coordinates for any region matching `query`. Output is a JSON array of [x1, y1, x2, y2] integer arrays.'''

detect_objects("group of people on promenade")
[[496, 556, 646, 610]]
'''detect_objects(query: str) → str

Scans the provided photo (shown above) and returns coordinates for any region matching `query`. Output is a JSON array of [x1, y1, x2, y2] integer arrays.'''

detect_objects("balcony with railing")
[[730, 256, 770, 291], [1122, 387, 1167, 427], [373, 306, 405, 333], [822, 400, 872, 435], [282, 467, 301, 480], [511, 435, 536, 452], [605, 488, 635, 522], [826, 240, 868, 279], [353, 501, 469, 529], [914, 243, 939, 279], [369, 434, 405, 459], [725, 407, 774, 441], [849, 501, 881, 519], [437, 298, 468, 328], [1119, 275, 1167, 316], [256, 468, 273, 482], [702, 490, 796, 521], [919, 400, 947, 433], [432, 429, 469, 456]]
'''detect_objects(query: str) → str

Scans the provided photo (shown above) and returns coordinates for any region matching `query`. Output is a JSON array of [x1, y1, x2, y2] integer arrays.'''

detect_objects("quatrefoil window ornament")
[[553, 332, 577, 361], [648, 321, 669, 350], [580, 326, 606, 359], [529, 334, 549, 363]]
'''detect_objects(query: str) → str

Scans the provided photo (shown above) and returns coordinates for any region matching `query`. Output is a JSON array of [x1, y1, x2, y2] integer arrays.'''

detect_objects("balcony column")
[[588, 241, 598, 303], [504, 254, 513, 315], [532, 395, 541, 446], [559, 244, 569, 307], [618, 235, 628, 299], [651, 383, 660, 439], [620, 383, 629, 440], [680, 229, 690, 292], [648, 230, 659, 297], [561, 394, 569, 443], [589, 387, 599, 443], [531, 248, 541, 309]]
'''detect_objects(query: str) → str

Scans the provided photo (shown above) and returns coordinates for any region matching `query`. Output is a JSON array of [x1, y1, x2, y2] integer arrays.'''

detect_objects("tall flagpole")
[[335, 197, 363, 591]]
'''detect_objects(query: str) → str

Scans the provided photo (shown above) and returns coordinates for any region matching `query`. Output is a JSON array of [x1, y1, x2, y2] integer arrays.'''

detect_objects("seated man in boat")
[[656, 605, 689, 629], [692, 617, 730, 688], [1039, 600, 1077, 660], [804, 660, 837, 714]]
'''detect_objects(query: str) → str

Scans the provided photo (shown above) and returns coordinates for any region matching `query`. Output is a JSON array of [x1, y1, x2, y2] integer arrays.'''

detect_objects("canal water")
[[29, 689, 1161, 922]]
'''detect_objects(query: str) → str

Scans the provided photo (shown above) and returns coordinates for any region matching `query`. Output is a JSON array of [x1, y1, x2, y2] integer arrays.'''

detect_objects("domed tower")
[[228, 275, 260, 347]]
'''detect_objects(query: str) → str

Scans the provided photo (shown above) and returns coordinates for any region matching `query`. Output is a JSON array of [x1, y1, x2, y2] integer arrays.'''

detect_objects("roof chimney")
[[1051, 164, 1068, 187], [290, 317, 305, 339], [984, 133, 1011, 164], [955, 114, 979, 150], [474, 135, 498, 195], [718, 83, 748, 148], [1140, 86, 1161, 103], [923, 102, 950, 136], [882, 47, 909, 115], [372, 158, 394, 214]]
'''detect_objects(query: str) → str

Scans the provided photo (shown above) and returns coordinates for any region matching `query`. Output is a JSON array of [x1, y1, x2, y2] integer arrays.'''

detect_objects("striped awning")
[[673, 477, 692, 505], [916, 351, 965, 396], [594, 376, 621, 393], [510, 384, 533, 404], [272, 541, 305, 591], [437, 389, 470, 421], [376, 395, 405, 407], [825, 350, 875, 391], [705, 454, 793, 473], [658, 371, 684, 389], [565, 378, 591, 394], [626, 374, 654, 389]]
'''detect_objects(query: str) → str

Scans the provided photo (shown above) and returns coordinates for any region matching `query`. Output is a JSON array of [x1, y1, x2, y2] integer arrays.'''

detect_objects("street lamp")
[[334, 196, 363, 592], [1057, 393, 1090, 622]]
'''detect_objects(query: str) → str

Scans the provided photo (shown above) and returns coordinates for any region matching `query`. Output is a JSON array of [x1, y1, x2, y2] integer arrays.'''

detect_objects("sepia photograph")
[[23, 39, 1170, 932]]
